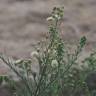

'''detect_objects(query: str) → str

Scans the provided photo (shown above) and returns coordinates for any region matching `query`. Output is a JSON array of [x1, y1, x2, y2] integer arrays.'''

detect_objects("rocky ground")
[[0, 0, 96, 94]]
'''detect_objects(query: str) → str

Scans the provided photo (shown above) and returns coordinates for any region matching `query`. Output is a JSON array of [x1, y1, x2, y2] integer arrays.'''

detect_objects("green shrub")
[[0, 7, 96, 96]]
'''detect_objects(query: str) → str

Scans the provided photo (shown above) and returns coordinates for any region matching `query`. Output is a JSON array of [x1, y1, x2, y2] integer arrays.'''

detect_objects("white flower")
[[51, 59, 58, 67], [48, 49, 50, 53], [15, 59, 22, 64], [55, 14, 58, 18], [46, 16, 54, 21], [52, 50, 57, 55], [30, 51, 39, 58], [54, 14, 61, 20]]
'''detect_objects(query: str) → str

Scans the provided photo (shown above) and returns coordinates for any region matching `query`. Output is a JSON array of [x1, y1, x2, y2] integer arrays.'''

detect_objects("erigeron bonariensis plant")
[[0, 7, 92, 96]]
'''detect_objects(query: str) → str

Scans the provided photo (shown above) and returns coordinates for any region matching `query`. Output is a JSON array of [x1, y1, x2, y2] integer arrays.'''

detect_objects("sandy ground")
[[0, 0, 96, 74]]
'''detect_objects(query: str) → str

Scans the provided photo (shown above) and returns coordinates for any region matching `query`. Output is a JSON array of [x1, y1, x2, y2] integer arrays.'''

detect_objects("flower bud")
[[54, 14, 61, 20], [46, 16, 54, 21], [51, 59, 58, 67], [15, 59, 23, 64], [30, 51, 39, 58]]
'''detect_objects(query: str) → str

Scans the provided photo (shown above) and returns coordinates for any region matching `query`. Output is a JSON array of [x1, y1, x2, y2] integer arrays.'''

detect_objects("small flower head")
[[30, 51, 39, 58], [51, 59, 58, 68], [15, 59, 23, 64], [46, 16, 54, 21], [54, 14, 61, 20], [52, 7, 64, 21]]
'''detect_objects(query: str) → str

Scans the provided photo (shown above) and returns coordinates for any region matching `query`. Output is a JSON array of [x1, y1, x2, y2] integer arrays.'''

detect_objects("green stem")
[[0, 56, 33, 95]]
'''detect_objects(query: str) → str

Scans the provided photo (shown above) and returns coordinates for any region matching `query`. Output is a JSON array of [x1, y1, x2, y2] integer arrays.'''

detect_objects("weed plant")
[[0, 7, 96, 96]]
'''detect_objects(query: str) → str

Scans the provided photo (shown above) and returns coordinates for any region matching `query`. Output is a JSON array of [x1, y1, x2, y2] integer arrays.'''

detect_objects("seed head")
[[51, 59, 58, 67], [15, 59, 23, 64], [46, 16, 54, 21], [30, 51, 39, 58]]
